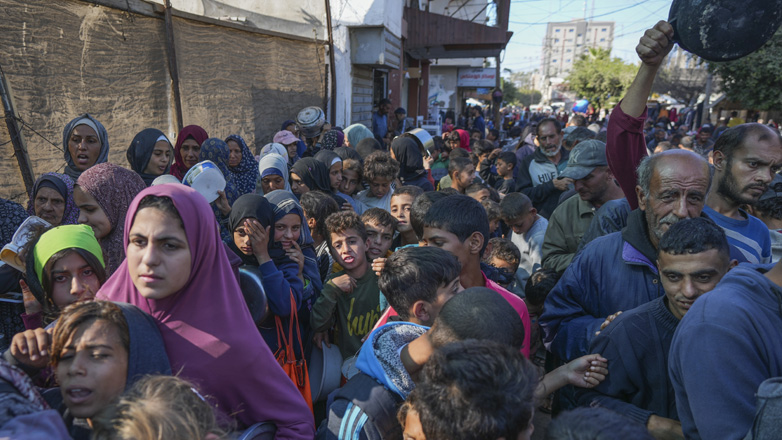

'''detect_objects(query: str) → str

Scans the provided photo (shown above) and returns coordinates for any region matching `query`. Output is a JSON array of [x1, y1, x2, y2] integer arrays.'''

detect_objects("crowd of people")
[[0, 20, 780, 440]]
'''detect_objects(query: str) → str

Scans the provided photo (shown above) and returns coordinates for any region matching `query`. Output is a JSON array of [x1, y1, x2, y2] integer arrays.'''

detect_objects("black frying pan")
[[669, 0, 782, 61]]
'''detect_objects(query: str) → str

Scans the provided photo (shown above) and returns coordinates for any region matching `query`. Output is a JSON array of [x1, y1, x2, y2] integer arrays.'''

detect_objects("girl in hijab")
[[390, 137, 435, 191], [27, 173, 80, 227], [314, 150, 367, 213], [46, 301, 171, 439], [343, 123, 374, 148], [126, 129, 173, 186], [170, 125, 209, 180], [95, 184, 313, 435], [290, 158, 348, 206], [16, 224, 107, 330], [264, 190, 323, 311], [224, 134, 259, 197], [62, 114, 110, 180], [74, 163, 147, 276], [258, 153, 292, 194], [227, 194, 312, 355], [199, 138, 240, 242]]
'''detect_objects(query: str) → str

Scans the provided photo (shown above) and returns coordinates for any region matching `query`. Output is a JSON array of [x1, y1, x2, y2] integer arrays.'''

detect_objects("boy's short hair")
[[465, 182, 489, 197], [524, 268, 560, 307], [448, 157, 472, 177], [438, 187, 459, 195], [424, 195, 490, 255], [325, 211, 368, 243], [497, 151, 517, 169], [392, 185, 424, 200], [411, 192, 450, 240], [429, 287, 525, 350], [363, 151, 400, 182], [448, 148, 470, 159], [499, 192, 533, 220], [361, 207, 398, 231], [342, 158, 363, 180], [545, 407, 655, 440], [487, 237, 520, 271], [409, 340, 537, 440], [489, 128, 500, 139], [473, 139, 496, 157], [481, 199, 501, 222], [658, 217, 730, 262], [378, 247, 461, 320], [300, 191, 340, 239]]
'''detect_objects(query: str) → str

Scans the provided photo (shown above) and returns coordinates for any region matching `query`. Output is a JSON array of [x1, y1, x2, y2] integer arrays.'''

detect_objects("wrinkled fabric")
[[344, 124, 374, 148], [27, 173, 79, 226], [0, 199, 28, 249], [171, 125, 209, 180], [126, 128, 172, 186], [391, 137, 427, 182], [225, 134, 259, 197], [291, 158, 331, 193], [96, 184, 314, 434], [62, 114, 110, 180], [76, 163, 146, 276], [320, 130, 343, 151], [199, 138, 239, 205], [260, 142, 288, 160]]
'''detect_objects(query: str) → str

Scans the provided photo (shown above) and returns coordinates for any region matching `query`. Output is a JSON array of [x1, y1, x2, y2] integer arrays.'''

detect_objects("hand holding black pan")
[[668, 0, 782, 61]]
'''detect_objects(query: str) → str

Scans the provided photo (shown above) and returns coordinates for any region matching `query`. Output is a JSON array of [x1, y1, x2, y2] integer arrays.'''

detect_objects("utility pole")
[[164, 0, 184, 134], [0, 64, 35, 194]]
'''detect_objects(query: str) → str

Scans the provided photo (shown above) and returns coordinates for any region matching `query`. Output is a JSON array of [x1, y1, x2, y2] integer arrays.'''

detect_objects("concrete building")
[[540, 19, 613, 104]]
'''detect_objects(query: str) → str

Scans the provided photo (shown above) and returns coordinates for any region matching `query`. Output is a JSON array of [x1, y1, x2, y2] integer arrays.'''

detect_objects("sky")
[[495, 0, 673, 73]]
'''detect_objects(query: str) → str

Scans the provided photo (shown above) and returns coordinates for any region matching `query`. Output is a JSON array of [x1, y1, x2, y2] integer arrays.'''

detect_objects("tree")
[[566, 48, 636, 108], [708, 29, 782, 111], [501, 77, 541, 107]]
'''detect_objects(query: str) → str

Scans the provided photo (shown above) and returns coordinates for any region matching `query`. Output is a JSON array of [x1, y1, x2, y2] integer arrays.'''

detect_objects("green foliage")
[[566, 48, 636, 108], [708, 30, 782, 111], [501, 77, 542, 107]]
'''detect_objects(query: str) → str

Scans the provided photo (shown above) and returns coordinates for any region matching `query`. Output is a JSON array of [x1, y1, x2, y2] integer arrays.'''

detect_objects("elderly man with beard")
[[540, 20, 714, 363], [702, 124, 781, 264], [516, 117, 571, 218]]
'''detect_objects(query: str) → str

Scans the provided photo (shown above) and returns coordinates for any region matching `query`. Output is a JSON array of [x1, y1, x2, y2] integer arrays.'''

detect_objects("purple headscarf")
[[96, 184, 314, 435], [76, 163, 147, 277]]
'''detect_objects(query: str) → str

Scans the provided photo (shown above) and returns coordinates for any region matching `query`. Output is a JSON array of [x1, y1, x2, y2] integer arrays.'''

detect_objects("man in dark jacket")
[[516, 117, 571, 219]]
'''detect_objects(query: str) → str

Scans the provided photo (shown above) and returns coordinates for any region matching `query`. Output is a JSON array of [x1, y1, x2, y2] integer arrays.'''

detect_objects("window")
[[569, 28, 574, 32], [552, 59, 557, 63], [566, 48, 572, 52], [602, 28, 607, 32], [600, 38, 605, 42], [554, 38, 559, 43], [577, 33, 582, 37], [555, 29, 561, 32], [566, 59, 571, 62]]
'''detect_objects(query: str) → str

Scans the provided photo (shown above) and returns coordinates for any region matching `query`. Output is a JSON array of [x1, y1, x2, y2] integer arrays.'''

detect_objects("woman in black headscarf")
[[290, 158, 347, 207], [390, 137, 434, 191]]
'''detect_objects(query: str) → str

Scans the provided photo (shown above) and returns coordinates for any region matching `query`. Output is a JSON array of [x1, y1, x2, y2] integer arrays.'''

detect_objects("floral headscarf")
[[225, 134, 259, 197]]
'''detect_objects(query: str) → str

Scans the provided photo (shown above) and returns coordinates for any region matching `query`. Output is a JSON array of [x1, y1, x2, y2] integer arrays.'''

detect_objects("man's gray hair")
[[636, 151, 712, 198]]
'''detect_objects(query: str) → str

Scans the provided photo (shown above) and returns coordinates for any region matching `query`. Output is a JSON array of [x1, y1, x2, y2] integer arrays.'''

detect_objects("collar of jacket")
[[621, 208, 658, 273], [532, 145, 570, 164]]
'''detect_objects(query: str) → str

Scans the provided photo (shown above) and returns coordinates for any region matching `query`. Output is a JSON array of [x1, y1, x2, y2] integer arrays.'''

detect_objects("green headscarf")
[[33, 225, 105, 282]]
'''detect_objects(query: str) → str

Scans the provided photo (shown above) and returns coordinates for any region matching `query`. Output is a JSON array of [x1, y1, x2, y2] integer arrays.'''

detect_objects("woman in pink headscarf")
[[170, 125, 209, 180], [96, 184, 314, 436]]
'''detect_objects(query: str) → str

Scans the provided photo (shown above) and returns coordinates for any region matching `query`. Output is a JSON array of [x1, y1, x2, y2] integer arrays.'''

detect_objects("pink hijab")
[[96, 184, 313, 435]]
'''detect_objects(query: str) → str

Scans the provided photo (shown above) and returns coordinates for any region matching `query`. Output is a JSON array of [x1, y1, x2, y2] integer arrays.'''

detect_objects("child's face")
[[340, 169, 360, 195], [424, 277, 462, 326], [390, 194, 415, 233], [489, 218, 500, 233], [369, 176, 393, 199], [330, 229, 369, 271], [421, 226, 472, 270], [328, 163, 343, 191], [290, 173, 310, 196], [504, 212, 536, 236], [468, 188, 491, 203], [364, 220, 394, 261], [495, 159, 512, 177], [403, 408, 426, 440], [274, 213, 302, 249]]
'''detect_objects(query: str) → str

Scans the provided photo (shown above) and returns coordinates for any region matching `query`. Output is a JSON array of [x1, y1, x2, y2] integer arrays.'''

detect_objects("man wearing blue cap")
[[542, 140, 625, 273]]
